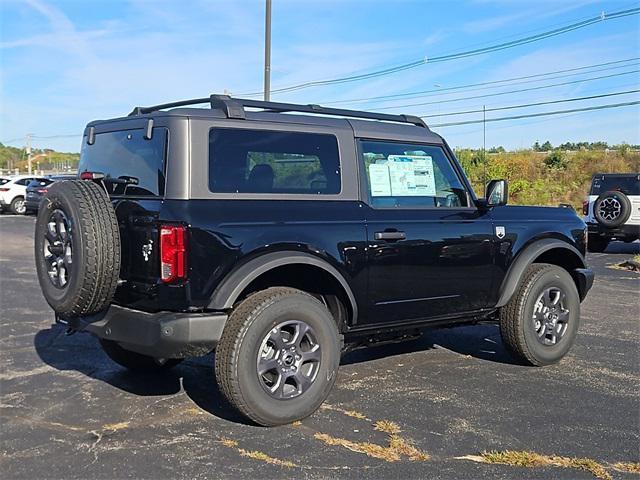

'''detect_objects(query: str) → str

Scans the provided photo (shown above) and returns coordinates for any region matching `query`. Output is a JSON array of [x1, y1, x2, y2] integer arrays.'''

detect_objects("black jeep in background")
[[35, 95, 593, 426]]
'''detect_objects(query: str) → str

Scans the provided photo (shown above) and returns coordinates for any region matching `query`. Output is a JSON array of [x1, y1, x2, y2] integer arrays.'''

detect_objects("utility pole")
[[482, 105, 487, 188], [26, 133, 33, 174], [264, 0, 272, 101]]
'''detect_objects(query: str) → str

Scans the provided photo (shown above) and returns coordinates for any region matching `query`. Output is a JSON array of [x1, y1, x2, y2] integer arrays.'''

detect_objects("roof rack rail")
[[128, 94, 428, 128]]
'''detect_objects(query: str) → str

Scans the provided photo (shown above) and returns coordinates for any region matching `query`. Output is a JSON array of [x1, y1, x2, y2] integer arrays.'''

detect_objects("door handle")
[[374, 231, 406, 241]]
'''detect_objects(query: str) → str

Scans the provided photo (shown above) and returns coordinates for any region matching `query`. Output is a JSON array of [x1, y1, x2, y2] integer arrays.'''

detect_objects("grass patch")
[[313, 422, 429, 463], [479, 450, 611, 480], [314, 432, 401, 462], [612, 462, 640, 474], [218, 438, 296, 468], [320, 403, 370, 420], [374, 420, 402, 435]]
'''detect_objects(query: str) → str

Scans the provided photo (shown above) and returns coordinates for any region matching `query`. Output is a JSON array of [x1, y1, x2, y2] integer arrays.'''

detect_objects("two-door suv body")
[[35, 95, 593, 425]]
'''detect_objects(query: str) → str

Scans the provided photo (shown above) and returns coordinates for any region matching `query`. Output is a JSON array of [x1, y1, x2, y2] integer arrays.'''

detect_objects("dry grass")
[[388, 434, 430, 461], [101, 422, 129, 431], [314, 432, 401, 462], [611, 462, 640, 474], [217, 438, 296, 468], [479, 450, 611, 480], [374, 420, 402, 435], [240, 450, 297, 468], [320, 403, 370, 420], [313, 423, 430, 463]]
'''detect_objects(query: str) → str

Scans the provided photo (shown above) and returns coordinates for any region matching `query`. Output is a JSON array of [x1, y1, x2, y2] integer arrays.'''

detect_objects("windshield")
[[590, 174, 640, 196], [79, 128, 167, 197]]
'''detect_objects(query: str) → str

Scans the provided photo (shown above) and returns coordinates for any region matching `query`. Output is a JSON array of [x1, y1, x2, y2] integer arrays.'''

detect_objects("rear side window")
[[79, 128, 167, 197], [208, 128, 341, 194], [590, 175, 640, 196]]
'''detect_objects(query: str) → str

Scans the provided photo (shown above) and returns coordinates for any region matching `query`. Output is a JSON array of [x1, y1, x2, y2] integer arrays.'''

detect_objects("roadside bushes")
[[455, 147, 639, 208]]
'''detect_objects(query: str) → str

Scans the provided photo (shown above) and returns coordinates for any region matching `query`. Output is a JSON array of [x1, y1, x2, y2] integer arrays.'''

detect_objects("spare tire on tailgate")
[[35, 180, 121, 318], [593, 190, 632, 228]]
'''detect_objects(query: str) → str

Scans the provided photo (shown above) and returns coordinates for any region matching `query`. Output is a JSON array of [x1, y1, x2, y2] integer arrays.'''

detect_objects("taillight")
[[582, 200, 589, 216], [160, 225, 186, 283], [80, 171, 105, 180], [0, 188, 9, 192], [37, 188, 48, 194]]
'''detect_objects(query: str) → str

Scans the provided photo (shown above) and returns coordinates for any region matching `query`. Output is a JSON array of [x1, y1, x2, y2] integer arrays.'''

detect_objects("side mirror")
[[485, 179, 508, 207]]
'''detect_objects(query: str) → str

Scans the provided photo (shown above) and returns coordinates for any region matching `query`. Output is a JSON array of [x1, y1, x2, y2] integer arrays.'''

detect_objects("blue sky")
[[1, 0, 639, 152]]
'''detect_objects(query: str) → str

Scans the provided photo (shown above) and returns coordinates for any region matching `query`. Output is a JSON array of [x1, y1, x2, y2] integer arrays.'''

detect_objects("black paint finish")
[[110, 196, 589, 336]]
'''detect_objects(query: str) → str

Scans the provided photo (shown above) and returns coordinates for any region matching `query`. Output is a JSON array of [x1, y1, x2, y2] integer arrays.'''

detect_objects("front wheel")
[[499, 264, 580, 366], [215, 287, 341, 426]]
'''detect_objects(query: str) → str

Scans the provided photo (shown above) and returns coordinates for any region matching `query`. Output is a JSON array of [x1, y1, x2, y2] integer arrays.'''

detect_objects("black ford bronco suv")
[[35, 95, 594, 426]]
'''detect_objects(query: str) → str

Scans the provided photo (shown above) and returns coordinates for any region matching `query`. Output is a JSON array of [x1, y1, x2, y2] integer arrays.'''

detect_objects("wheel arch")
[[207, 251, 358, 328], [496, 239, 587, 308]]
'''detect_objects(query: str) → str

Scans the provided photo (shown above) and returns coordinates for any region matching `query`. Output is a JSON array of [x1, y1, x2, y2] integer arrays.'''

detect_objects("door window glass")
[[360, 140, 468, 208]]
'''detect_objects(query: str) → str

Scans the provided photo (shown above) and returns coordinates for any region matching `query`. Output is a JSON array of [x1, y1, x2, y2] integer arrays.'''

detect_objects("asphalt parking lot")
[[1, 214, 638, 479]]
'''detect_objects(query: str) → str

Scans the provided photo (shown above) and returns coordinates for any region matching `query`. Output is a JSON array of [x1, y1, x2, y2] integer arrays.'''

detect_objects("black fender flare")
[[495, 239, 587, 308], [207, 251, 358, 321]]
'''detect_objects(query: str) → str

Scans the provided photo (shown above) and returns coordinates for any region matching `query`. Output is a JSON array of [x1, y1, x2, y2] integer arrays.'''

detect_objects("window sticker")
[[368, 163, 392, 196], [387, 155, 436, 196]]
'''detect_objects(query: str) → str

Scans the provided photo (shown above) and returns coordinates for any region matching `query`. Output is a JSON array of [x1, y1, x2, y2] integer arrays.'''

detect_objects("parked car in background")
[[0, 175, 46, 215], [24, 175, 77, 214], [583, 173, 640, 252]]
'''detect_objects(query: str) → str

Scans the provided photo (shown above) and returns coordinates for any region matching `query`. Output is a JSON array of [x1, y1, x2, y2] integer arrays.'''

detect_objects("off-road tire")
[[594, 190, 631, 228], [34, 180, 121, 317], [100, 339, 182, 372], [587, 234, 609, 253], [499, 263, 580, 366], [215, 287, 340, 426], [10, 196, 25, 215]]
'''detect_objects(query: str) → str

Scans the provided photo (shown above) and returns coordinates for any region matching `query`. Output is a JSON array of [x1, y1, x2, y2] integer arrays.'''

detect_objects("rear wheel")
[[10, 196, 25, 215], [100, 339, 182, 372], [215, 287, 340, 426], [499, 264, 580, 366], [587, 234, 609, 253]]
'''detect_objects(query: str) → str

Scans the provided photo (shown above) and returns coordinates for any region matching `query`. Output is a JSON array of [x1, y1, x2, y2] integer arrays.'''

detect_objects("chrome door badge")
[[495, 226, 506, 239]]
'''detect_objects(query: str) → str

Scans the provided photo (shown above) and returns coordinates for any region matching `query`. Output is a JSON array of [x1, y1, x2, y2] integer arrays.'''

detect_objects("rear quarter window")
[[208, 128, 341, 195], [79, 128, 168, 197]]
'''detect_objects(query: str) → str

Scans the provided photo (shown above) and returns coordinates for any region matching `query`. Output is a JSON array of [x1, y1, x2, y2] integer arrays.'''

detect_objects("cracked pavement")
[[1, 215, 638, 479]]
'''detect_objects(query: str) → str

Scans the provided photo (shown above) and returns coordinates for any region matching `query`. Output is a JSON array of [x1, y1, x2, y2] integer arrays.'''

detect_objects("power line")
[[431, 100, 640, 127], [322, 57, 640, 106], [238, 7, 640, 96], [374, 69, 640, 110], [32, 134, 81, 139], [421, 89, 640, 118]]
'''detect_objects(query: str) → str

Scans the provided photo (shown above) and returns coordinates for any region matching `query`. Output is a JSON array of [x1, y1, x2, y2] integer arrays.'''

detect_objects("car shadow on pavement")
[[340, 323, 522, 366], [33, 324, 251, 425], [34, 322, 520, 424]]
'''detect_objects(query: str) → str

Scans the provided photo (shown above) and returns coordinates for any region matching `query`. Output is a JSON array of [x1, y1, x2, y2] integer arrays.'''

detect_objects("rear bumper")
[[587, 222, 640, 239], [573, 267, 594, 301], [25, 195, 42, 211], [75, 304, 228, 358]]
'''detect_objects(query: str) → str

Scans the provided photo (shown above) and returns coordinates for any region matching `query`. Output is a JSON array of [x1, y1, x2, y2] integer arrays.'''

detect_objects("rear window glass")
[[208, 128, 341, 194], [28, 178, 53, 187], [0, 178, 10, 186], [79, 128, 167, 197], [590, 175, 639, 196]]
